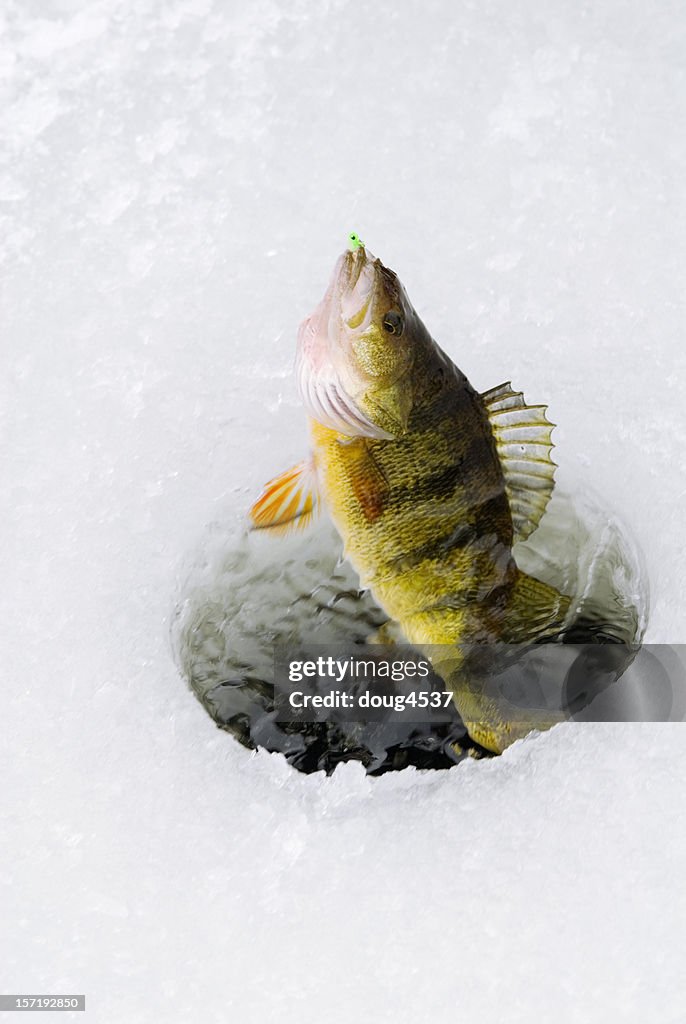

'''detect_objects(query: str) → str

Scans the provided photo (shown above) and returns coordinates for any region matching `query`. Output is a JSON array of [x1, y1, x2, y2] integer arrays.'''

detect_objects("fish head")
[[296, 246, 429, 440]]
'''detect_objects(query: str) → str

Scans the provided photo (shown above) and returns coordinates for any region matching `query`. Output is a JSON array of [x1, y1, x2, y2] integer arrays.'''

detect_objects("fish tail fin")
[[501, 569, 572, 643]]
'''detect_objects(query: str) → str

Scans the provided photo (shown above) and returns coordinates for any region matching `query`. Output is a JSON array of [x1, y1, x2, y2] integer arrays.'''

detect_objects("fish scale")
[[311, 368, 515, 626]]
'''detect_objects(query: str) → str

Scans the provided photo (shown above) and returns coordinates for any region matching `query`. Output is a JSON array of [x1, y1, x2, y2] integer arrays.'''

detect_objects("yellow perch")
[[251, 241, 571, 752]]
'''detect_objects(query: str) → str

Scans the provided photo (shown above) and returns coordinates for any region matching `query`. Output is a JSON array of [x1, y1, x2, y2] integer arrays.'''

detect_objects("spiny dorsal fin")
[[481, 382, 557, 542], [249, 457, 320, 534]]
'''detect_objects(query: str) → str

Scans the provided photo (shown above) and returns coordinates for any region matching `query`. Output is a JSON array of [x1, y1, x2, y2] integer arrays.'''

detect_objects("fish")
[[250, 241, 574, 753]]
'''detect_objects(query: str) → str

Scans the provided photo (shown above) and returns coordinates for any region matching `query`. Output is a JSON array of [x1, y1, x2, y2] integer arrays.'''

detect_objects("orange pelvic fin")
[[249, 458, 320, 534]]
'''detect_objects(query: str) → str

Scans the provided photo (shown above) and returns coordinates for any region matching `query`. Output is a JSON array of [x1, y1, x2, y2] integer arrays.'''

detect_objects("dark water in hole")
[[171, 487, 649, 774]]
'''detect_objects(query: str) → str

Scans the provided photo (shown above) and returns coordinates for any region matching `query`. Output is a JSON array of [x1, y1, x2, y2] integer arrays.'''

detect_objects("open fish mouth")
[[336, 246, 401, 333], [338, 247, 377, 327], [333, 244, 377, 293]]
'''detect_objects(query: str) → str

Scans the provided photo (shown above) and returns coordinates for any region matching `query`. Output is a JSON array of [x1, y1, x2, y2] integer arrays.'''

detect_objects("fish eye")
[[382, 311, 404, 336]]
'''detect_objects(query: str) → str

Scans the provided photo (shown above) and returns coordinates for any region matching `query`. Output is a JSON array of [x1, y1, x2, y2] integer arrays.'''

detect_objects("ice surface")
[[2, 1, 686, 1021]]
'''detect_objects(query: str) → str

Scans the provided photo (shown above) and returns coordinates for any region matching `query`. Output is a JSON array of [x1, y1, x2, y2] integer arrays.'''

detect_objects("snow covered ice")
[[2, 1, 686, 1021]]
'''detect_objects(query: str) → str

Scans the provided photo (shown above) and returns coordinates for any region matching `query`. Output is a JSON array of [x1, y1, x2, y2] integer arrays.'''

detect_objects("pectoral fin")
[[341, 440, 391, 523], [249, 458, 320, 534], [482, 382, 557, 542]]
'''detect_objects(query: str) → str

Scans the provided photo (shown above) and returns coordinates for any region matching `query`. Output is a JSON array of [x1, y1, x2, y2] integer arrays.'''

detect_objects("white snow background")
[[2, 1, 686, 1021]]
